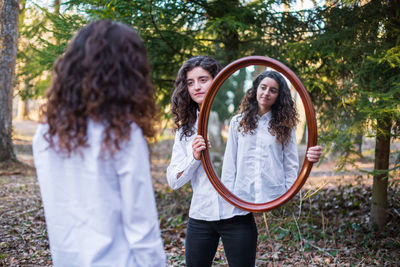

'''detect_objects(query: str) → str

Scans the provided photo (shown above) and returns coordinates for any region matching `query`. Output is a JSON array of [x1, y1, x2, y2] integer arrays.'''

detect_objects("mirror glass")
[[207, 65, 308, 204]]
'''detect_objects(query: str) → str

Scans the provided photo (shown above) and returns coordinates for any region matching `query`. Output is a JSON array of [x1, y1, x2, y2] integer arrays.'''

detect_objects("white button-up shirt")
[[221, 112, 299, 204], [33, 121, 166, 267], [166, 117, 248, 221]]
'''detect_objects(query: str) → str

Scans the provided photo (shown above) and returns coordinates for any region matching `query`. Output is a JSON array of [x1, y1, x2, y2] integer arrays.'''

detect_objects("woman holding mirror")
[[221, 70, 300, 206], [166, 56, 322, 267]]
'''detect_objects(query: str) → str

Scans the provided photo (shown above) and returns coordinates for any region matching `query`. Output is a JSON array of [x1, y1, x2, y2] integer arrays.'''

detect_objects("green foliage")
[[16, 2, 86, 99], [284, 1, 400, 172], [17, 0, 400, 179], [22, 0, 292, 112]]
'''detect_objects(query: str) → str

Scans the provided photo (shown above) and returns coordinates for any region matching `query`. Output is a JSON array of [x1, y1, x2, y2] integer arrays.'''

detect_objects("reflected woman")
[[221, 70, 300, 204]]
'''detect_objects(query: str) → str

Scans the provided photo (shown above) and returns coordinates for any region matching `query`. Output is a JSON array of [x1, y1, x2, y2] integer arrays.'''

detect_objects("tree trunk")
[[205, 0, 241, 65], [371, 116, 391, 230], [354, 133, 363, 156], [17, 80, 30, 119], [54, 0, 60, 14], [0, 0, 19, 162], [54, 0, 60, 46], [17, 97, 29, 120]]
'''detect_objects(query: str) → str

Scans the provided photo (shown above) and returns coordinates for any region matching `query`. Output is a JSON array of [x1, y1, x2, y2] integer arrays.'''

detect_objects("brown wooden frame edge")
[[198, 56, 318, 212]]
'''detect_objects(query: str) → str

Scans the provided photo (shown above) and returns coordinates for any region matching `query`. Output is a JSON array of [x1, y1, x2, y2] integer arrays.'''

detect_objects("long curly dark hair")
[[238, 70, 298, 146], [41, 20, 158, 156], [171, 56, 222, 139]]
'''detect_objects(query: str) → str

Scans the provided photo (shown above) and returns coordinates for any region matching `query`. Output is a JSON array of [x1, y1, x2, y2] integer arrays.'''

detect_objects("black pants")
[[185, 213, 258, 267]]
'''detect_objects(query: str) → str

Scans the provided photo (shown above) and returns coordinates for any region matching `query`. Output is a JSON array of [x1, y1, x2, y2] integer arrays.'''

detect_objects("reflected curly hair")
[[239, 70, 298, 146], [171, 56, 222, 139], [41, 20, 158, 156]]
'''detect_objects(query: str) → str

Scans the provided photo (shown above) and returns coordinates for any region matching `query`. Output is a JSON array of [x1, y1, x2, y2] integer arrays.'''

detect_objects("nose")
[[194, 80, 201, 90], [264, 88, 272, 96]]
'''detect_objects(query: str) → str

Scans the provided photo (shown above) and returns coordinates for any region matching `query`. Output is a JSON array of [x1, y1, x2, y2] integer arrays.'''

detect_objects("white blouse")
[[166, 116, 248, 221], [221, 112, 299, 204], [33, 121, 166, 267]]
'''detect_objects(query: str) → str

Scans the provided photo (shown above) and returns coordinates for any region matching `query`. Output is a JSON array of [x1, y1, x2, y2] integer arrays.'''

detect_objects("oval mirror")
[[198, 56, 317, 212]]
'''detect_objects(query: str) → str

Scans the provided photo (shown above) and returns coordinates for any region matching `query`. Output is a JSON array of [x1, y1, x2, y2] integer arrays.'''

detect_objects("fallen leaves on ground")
[[0, 139, 399, 266]]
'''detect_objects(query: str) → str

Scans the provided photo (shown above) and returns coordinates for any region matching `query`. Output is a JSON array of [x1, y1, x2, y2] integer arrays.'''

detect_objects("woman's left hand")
[[306, 145, 322, 163]]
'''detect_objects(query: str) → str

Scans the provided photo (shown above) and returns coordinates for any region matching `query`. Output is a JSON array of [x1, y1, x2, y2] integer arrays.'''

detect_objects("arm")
[[220, 117, 238, 191], [114, 126, 166, 267], [166, 131, 202, 190], [283, 129, 299, 190]]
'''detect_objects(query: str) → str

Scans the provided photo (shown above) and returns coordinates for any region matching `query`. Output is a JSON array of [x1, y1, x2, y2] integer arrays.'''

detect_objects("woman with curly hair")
[[33, 20, 166, 266], [167, 60, 322, 266], [221, 70, 305, 204], [168, 56, 257, 267]]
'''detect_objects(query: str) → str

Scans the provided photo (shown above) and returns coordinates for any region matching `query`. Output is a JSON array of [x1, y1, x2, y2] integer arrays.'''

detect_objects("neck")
[[258, 107, 270, 116]]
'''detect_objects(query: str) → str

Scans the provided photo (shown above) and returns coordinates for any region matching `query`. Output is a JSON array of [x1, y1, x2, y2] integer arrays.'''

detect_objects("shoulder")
[[129, 122, 142, 135], [230, 114, 243, 126], [174, 126, 195, 142], [33, 123, 49, 145], [232, 114, 242, 121], [127, 122, 145, 145], [113, 122, 148, 159], [35, 123, 48, 135], [32, 123, 53, 155]]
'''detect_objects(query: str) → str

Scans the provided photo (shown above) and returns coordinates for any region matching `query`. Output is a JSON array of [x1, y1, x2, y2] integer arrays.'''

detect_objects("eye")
[[187, 81, 194, 87], [271, 88, 278, 94], [200, 77, 209, 83]]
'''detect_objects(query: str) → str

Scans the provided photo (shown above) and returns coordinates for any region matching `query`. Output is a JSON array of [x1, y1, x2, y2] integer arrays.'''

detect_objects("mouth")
[[195, 93, 205, 96]]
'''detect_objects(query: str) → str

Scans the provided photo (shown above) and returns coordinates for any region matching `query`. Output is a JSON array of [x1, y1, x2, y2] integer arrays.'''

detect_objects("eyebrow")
[[187, 75, 210, 81], [259, 83, 278, 89]]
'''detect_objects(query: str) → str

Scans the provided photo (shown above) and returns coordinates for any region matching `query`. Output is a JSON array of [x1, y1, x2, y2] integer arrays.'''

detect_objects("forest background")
[[0, 0, 399, 265]]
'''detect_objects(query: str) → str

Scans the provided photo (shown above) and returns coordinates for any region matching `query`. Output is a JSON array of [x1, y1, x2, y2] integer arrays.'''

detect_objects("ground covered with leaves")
[[0, 123, 399, 266]]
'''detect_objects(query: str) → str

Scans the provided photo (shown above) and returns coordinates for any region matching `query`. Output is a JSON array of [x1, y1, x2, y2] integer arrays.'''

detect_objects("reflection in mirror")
[[207, 65, 307, 204]]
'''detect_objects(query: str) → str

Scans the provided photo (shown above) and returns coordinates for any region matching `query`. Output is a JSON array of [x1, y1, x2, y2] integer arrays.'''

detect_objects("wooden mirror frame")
[[198, 56, 318, 212]]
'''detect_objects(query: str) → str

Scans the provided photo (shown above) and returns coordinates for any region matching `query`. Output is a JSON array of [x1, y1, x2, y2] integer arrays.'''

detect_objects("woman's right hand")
[[192, 135, 207, 160]]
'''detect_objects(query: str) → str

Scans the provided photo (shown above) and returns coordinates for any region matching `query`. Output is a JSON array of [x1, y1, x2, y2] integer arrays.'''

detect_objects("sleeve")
[[220, 117, 238, 192], [114, 126, 166, 267], [166, 130, 202, 190], [283, 128, 299, 190]]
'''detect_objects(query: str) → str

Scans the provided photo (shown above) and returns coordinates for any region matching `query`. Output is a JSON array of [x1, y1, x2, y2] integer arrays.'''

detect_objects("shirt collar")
[[257, 111, 272, 121]]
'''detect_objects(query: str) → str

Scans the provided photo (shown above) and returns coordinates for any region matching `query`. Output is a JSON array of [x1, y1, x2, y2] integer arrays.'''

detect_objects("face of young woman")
[[256, 77, 279, 115], [186, 67, 213, 107]]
